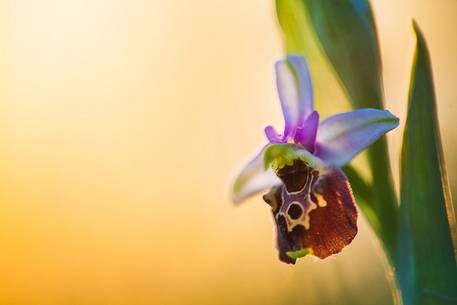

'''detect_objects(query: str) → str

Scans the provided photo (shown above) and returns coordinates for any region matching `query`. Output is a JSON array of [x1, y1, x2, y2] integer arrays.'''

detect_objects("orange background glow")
[[0, 1, 455, 304]]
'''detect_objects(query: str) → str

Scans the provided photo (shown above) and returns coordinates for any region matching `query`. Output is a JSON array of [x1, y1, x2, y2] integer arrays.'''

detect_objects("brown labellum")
[[263, 160, 358, 264]]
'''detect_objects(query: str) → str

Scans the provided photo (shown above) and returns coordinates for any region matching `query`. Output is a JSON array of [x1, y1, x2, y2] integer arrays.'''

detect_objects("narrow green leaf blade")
[[275, 0, 351, 118], [275, 0, 312, 55], [397, 22, 457, 305], [300, 0, 382, 109]]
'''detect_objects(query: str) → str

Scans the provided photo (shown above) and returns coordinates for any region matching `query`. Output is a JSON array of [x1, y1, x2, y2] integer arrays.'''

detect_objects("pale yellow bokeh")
[[0, 1, 455, 304]]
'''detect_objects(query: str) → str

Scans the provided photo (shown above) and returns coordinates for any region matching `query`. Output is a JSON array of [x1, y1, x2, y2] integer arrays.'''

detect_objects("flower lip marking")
[[231, 54, 399, 263], [267, 161, 358, 263], [287, 202, 303, 220], [315, 193, 327, 207], [275, 160, 319, 232]]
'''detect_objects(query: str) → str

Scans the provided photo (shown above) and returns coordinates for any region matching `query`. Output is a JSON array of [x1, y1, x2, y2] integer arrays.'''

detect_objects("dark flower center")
[[276, 159, 311, 192], [287, 203, 303, 220]]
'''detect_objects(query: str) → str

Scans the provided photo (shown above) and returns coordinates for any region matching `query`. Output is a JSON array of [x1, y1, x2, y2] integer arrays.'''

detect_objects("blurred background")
[[0, 0, 455, 304]]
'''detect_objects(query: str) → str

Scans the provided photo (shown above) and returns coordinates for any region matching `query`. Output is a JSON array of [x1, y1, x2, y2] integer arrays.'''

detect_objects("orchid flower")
[[231, 55, 399, 264]]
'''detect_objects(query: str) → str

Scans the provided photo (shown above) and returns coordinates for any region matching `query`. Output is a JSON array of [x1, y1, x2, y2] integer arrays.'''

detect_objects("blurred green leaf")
[[275, 0, 350, 119], [300, 0, 382, 109], [397, 22, 457, 305], [275, 0, 312, 55], [276, 0, 398, 256], [276, 0, 381, 108]]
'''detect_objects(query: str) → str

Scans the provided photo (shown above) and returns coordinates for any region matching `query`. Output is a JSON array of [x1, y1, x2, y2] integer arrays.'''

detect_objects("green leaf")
[[397, 21, 457, 305], [275, 0, 350, 119], [275, 0, 313, 55], [276, 0, 399, 256], [300, 0, 382, 109]]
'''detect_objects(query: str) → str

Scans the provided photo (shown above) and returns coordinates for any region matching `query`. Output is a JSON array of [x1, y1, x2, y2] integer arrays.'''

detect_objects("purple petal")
[[231, 145, 282, 204], [315, 109, 399, 166], [294, 111, 319, 152], [275, 60, 299, 139], [275, 55, 314, 139], [287, 55, 314, 126], [264, 125, 282, 143]]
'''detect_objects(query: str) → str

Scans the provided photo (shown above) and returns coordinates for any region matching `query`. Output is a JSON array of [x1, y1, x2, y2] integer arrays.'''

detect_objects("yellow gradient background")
[[0, 1, 455, 304]]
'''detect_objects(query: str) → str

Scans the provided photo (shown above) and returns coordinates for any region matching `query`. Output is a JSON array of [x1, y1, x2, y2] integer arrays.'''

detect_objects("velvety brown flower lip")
[[263, 160, 358, 264]]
